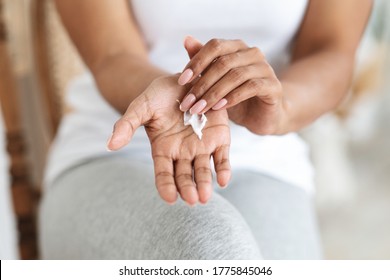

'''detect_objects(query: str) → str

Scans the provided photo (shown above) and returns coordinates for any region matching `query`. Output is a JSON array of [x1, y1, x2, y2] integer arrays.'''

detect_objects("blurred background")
[[0, 0, 389, 259]]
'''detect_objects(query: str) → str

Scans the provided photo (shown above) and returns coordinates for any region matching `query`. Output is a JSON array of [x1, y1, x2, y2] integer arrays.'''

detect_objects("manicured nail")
[[178, 69, 193, 85], [180, 94, 196, 111], [190, 99, 207, 115], [212, 99, 228, 110]]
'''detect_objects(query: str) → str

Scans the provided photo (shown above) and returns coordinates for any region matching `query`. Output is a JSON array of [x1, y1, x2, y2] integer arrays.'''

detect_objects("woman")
[[39, 0, 372, 259]]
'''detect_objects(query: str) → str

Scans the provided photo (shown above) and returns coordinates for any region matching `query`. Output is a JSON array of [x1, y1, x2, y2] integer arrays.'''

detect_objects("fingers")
[[179, 48, 257, 112], [178, 36, 203, 85], [107, 96, 150, 151], [178, 38, 248, 86], [213, 145, 231, 188], [153, 155, 178, 205], [194, 154, 213, 204], [174, 159, 198, 206], [174, 155, 214, 205], [179, 47, 270, 114], [184, 36, 203, 59], [190, 64, 261, 114], [224, 77, 282, 109], [156, 155, 213, 206]]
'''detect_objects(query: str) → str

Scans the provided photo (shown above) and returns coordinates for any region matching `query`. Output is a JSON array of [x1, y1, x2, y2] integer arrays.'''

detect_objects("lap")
[[39, 155, 321, 260], [216, 170, 322, 259]]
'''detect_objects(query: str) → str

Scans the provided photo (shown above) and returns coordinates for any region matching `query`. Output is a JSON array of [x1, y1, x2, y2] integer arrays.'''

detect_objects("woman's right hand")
[[107, 75, 231, 206]]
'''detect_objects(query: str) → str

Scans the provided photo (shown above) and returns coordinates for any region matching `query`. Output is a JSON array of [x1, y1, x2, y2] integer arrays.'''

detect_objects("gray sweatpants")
[[39, 156, 322, 259]]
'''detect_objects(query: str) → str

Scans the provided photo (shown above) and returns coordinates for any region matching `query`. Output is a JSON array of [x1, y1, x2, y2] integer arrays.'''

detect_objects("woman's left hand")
[[178, 37, 287, 135]]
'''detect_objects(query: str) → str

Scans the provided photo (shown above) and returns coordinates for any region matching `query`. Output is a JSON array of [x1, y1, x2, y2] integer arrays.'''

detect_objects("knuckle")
[[156, 183, 174, 192], [264, 62, 275, 75], [115, 117, 133, 132], [196, 166, 211, 175], [179, 183, 195, 190], [216, 168, 231, 175], [248, 79, 263, 91], [115, 117, 127, 126], [209, 38, 223, 52], [176, 173, 193, 181], [156, 171, 173, 178], [197, 180, 212, 186], [216, 56, 230, 70], [234, 39, 247, 47], [196, 180, 212, 187], [216, 158, 230, 168], [230, 68, 245, 82], [251, 46, 264, 58]]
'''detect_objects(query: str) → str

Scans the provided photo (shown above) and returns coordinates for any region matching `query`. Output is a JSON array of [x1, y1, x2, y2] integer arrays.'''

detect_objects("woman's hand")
[[178, 37, 288, 135], [107, 75, 231, 206]]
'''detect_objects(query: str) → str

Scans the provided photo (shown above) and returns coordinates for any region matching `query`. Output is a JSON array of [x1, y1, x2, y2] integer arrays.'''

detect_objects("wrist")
[[254, 95, 291, 135], [93, 53, 167, 113], [276, 82, 306, 134], [276, 94, 293, 134], [231, 93, 292, 136], [151, 74, 193, 100]]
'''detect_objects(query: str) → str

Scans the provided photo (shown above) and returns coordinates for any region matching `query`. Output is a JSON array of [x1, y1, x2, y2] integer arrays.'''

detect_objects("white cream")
[[184, 111, 207, 140]]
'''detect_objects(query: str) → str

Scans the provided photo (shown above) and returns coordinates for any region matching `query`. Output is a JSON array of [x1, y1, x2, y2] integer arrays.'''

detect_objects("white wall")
[[0, 109, 19, 259]]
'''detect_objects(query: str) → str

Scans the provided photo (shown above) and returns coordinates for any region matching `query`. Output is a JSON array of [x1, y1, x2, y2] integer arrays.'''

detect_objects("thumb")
[[184, 35, 203, 59], [107, 96, 150, 151]]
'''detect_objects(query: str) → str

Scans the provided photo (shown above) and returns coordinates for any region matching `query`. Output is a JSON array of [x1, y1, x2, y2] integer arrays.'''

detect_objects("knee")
[[146, 197, 262, 260]]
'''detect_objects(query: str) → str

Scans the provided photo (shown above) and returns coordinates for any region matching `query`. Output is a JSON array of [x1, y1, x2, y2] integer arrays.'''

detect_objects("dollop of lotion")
[[184, 111, 207, 140]]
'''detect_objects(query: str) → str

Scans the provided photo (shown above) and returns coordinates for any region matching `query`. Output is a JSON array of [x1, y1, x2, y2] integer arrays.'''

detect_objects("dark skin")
[[179, 0, 373, 135], [56, 0, 372, 205]]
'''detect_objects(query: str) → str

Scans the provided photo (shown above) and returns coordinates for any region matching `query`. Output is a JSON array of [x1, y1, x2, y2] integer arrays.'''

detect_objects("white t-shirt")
[[45, 0, 315, 192]]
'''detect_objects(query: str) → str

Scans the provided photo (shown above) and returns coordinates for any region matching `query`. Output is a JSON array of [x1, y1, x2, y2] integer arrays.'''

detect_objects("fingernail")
[[212, 99, 228, 110], [180, 93, 196, 111], [178, 69, 193, 85], [190, 99, 207, 115]]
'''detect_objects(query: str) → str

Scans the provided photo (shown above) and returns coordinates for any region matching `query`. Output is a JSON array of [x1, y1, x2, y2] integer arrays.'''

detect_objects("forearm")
[[239, 49, 354, 134], [55, 0, 168, 114], [279, 49, 354, 132], [92, 52, 168, 114], [275, 0, 372, 133]]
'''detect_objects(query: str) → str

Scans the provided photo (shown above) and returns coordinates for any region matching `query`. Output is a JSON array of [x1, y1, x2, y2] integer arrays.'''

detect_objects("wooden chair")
[[0, 0, 83, 259]]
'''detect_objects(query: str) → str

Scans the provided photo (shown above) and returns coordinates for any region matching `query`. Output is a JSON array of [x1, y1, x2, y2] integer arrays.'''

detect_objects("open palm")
[[107, 75, 231, 205]]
